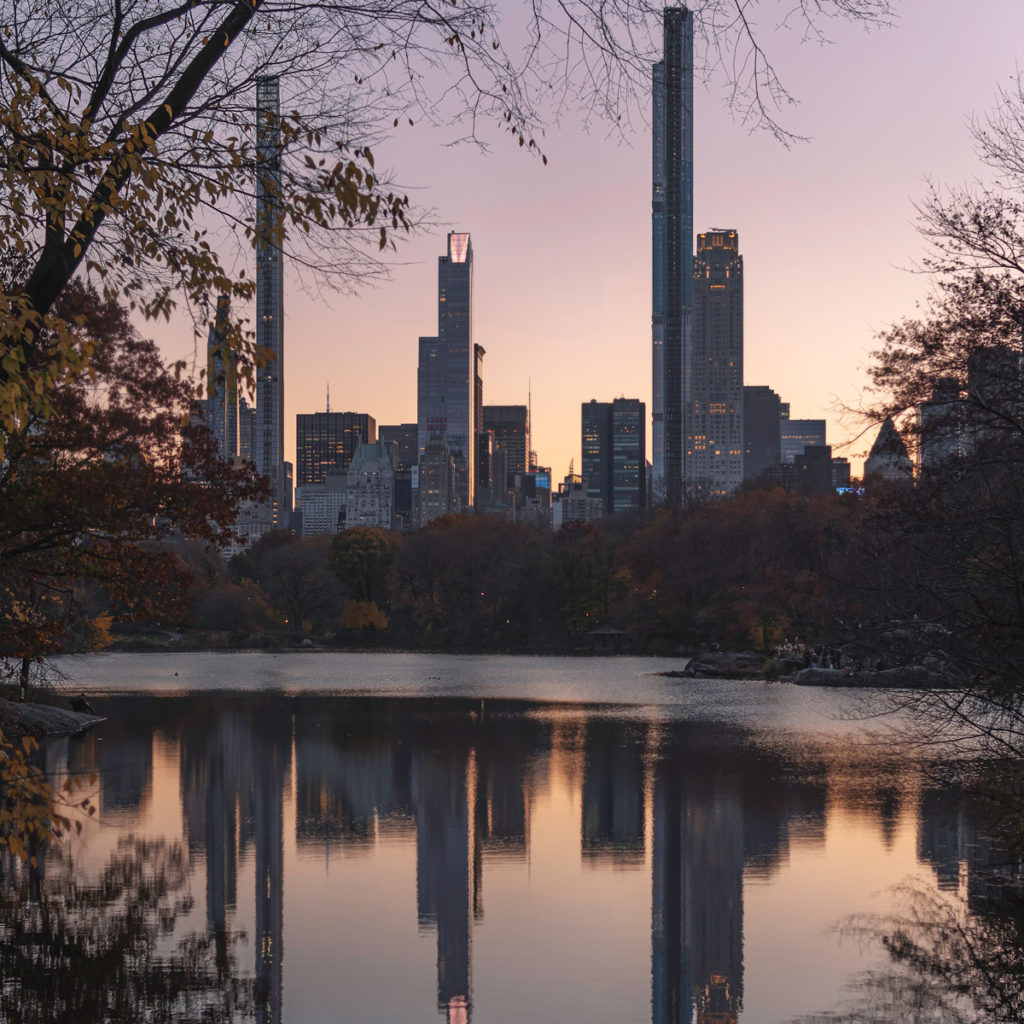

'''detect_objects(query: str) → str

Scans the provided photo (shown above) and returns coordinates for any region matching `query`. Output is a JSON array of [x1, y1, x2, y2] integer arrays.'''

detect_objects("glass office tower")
[[687, 229, 744, 497], [417, 232, 477, 511]]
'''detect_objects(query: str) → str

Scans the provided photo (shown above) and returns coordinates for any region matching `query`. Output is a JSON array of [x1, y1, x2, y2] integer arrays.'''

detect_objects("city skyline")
[[148, 1, 1024, 482]]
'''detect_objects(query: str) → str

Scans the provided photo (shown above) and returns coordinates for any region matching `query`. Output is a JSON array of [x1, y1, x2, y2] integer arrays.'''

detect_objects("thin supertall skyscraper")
[[652, 6, 694, 505], [417, 232, 477, 511], [687, 229, 743, 497], [255, 75, 286, 527]]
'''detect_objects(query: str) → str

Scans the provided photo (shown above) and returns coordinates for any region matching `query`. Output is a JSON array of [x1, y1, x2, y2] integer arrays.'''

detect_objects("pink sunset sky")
[[155, 0, 1024, 482]]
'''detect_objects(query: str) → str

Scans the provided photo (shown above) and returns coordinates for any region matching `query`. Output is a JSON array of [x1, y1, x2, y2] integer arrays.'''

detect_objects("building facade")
[[581, 399, 646, 514], [238, 395, 257, 464], [204, 294, 237, 460], [295, 474, 347, 536], [418, 434, 457, 527], [687, 229, 743, 498], [254, 75, 286, 528], [652, 5, 694, 505], [551, 474, 604, 529], [295, 411, 376, 487], [612, 399, 647, 513], [779, 415, 826, 464], [743, 385, 781, 482], [345, 441, 395, 529], [417, 232, 477, 512], [581, 400, 614, 513], [482, 405, 530, 495], [379, 423, 419, 472]]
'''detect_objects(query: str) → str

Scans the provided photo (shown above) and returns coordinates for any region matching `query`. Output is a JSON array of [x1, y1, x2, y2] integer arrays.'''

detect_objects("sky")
[[154, 0, 1024, 481]]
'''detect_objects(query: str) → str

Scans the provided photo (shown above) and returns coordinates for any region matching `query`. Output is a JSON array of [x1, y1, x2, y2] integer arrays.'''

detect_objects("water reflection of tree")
[[0, 835, 253, 1024], [794, 881, 1024, 1024]]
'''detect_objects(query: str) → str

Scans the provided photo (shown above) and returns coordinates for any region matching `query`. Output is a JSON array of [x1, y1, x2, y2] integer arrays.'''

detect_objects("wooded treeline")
[[108, 486, 907, 654]]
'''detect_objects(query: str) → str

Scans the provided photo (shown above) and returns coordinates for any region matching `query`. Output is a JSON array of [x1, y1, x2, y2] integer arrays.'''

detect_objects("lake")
[[6, 653, 994, 1023]]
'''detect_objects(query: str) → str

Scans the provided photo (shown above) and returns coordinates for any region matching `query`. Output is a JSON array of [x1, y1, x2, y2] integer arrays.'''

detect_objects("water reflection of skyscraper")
[[918, 786, 1001, 910], [582, 718, 646, 866], [72, 694, 976, 1024], [177, 696, 291, 1024], [650, 722, 832, 1024], [254, 700, 289, 1024]]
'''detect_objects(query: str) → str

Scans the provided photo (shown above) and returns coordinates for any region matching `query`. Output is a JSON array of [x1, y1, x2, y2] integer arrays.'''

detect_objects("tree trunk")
[[19, 656, 30, 702]]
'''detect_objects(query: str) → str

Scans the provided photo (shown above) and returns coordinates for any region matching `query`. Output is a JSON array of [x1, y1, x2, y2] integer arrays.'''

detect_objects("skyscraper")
[[581, 400, 613, 512], [417, 232, 477, 511], [743, 385, 781, 482], [238, 394, 257, 464], [779, 415, 826, 464], [581, 398, 646, 515], [205, 294, 237, 460], [255, 76, 286, 528], [378, 423, 419, 471], [652, 6, 694, 505], [482, 405, 530, 493], [687, 229, 743, 497], [612, 398, 647, 513], [295, 411, 376, 486]]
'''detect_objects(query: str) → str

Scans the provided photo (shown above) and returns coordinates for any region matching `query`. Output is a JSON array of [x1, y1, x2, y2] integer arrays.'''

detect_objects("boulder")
[[0, 697, 105, 738]]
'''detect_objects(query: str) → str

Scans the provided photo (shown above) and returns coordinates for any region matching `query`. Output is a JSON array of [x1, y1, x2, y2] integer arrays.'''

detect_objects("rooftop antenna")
[[326, 381, 330, 414]]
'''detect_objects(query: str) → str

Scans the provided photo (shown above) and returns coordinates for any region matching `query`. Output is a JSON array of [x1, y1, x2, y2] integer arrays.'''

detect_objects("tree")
[[328, 527, 393, 604], [552, 522, 618, 637], [389, 515, 557, 649], [236, 534, 344, 633], [0, 0, 894, 449], [0, 281, 258, 673], [0, 836, 254, 1023], [861, 78, 1024, 756]]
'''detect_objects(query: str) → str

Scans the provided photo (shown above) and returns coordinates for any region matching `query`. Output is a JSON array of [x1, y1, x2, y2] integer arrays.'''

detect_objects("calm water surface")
[[19, 654, 989, 1023]]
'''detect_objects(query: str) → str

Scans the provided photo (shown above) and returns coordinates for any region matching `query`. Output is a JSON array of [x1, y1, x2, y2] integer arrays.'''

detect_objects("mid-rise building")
[[651, 5, 694, 504], [686, 229, 743, 498], [345, 441, 395, 529], [295, 411, 376, 487], [612, 399, 647, 513], [831, 457, 852, 488], [295, 473, 347, 536], [417, 232, 478, 511], [780, 414, 826, 464], [379, 423, 419, 471], [581, 400, 614, 513], [418, 434, 457, 527], [551, 474, 604, 529], [581, 398, 647, 514], [743, 385, 781, 482], [795, 445, 832, 496], [482, 405, 530, 493]]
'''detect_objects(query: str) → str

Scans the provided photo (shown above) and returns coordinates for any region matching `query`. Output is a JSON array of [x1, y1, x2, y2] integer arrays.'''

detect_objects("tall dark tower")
[[687, 229, 744, 498], [255, 76, 286, 528], [652, 6, 694, 505], [417, 232, 477, 511], [205, 293, 237, 459]]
